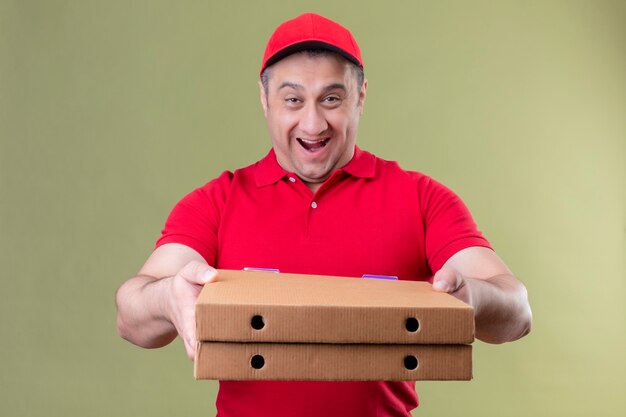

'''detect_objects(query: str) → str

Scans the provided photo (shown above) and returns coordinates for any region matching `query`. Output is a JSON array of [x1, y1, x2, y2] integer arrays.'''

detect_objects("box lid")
[[196, 269, 474, 344]]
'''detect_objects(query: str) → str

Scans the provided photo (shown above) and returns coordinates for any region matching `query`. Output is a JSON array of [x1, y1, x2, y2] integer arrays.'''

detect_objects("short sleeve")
[[417, 176, 492, 273], [155, 171, 233, 265]]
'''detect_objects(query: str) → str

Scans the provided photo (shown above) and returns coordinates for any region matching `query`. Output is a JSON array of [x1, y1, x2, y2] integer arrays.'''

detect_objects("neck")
[[304, 180, 322, 193]]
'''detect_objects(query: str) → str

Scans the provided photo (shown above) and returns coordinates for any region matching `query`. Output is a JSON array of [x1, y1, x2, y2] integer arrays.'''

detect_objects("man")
[[116, 13, 531, 417]]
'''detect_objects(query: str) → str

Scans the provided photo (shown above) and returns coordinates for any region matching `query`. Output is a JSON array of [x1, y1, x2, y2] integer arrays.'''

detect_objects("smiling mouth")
[[297, 137, 330, 152]]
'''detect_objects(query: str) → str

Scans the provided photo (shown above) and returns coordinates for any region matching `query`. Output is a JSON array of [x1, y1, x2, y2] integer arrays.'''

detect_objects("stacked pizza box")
[[194, 269, 474, 381]]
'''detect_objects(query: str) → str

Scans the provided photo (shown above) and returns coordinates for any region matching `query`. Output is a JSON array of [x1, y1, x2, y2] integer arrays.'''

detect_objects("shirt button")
[[288, 177, 296, 183], [311, 201, 318, 209]]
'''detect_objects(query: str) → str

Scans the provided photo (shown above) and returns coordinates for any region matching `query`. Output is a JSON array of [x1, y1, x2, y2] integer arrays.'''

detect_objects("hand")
[[430, 248, 531, 343], [166, 261, 218, 360], [432, 267, 473, 307]]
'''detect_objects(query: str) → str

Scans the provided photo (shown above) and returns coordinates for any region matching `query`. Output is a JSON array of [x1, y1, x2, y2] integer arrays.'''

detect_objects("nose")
[[299, 103, 328, 136]]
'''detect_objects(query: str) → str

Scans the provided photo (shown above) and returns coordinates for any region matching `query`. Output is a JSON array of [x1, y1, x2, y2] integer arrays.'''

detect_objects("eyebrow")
[[322, 83, 348, 93], [277, 82, 303, 91], [276, 82, 348, 93]]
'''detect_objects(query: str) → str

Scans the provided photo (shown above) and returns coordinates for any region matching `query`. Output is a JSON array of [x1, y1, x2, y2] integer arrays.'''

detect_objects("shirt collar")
[[341, 146, 376, 179], [255, 146, 376, 188], [255, 149, 289, 187]]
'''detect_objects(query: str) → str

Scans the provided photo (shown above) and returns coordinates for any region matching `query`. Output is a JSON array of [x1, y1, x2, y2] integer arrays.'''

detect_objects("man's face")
[[260, 52, 367, 191]]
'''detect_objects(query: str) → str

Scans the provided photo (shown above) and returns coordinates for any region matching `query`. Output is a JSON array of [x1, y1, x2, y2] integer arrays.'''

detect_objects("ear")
[[259, 80, 268, 117], [358, 78, 368, 116]]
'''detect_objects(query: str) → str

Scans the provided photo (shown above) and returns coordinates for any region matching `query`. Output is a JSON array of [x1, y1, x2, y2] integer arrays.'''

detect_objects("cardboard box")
[[195, 342, 472, 381], [196, 269, 474, 344]]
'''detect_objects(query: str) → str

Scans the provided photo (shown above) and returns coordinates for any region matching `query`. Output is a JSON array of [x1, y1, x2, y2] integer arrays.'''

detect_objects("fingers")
[[433, 267, 473, 306], [183, 333, 196, 361], [432, 267, 462, 293], [177, 300, 197, 361], [171, 261, 218, 361], [177, 261, 218, 285]]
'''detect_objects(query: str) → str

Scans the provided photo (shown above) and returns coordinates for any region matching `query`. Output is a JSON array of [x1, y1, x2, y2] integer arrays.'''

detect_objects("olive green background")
[[1, 0, 624, 416]]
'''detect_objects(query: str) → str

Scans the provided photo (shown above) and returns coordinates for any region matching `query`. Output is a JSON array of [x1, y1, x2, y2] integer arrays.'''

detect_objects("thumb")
[[432, 267, 461, 293], [177, 261, 218, 285]]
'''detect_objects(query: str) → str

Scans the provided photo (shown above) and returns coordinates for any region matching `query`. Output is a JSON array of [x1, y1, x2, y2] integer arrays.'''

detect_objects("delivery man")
[[115, 13, 532, 417]]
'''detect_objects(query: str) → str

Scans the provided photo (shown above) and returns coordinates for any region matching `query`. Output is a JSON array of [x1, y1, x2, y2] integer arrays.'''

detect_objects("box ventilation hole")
[[251, 315, 265, 330], [405, 317, 420, 332], [404, 355, 419, 370], [251, 355, 265, 369]]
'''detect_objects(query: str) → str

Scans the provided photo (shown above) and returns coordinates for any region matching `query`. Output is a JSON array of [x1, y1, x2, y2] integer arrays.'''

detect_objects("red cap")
[[260, 13, 363, 76]]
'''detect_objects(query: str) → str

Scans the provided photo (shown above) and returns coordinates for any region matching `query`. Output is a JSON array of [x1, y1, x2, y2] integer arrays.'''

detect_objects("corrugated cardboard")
[[195, 342, 472, 381], [196, 269, 474, 344]]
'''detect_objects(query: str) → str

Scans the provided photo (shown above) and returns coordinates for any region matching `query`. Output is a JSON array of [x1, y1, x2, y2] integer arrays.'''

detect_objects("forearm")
[[115, 274, 177, 348], [466, 274, 532, 344]]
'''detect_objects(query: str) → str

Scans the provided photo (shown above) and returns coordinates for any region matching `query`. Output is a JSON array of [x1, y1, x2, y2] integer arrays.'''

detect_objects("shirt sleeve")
[[155, 171, 233, 265], [417, 175, 492, 273]]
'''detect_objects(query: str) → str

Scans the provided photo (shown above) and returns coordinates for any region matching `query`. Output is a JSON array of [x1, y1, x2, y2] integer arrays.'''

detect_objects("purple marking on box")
[[243, 267, 280, 273], [362, 274, 399, 280]]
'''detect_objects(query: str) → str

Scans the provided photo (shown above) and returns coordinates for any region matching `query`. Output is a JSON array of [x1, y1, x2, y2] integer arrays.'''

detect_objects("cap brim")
[[262, 40, 362, 73]]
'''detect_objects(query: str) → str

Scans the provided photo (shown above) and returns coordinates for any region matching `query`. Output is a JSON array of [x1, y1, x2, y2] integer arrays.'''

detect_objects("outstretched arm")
[[432, 246, 532, 344], [115, 243, 218, 359]]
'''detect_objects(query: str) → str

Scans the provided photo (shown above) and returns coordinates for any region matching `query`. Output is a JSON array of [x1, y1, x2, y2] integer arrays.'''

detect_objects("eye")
[[285, 97, 301, 104], [322, 95, 342, 108]]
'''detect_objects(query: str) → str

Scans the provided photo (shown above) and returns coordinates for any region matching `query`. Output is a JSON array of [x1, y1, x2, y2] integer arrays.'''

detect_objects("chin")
[[300, 173, 328, 183], [300, 165, 332, 180]]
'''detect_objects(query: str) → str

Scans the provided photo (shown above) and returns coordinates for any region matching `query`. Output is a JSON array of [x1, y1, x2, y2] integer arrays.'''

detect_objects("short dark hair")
[[260, 49, 365, 100]]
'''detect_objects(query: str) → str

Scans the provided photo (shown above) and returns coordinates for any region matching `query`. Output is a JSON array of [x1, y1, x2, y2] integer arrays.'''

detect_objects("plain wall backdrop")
[[1, 1, 624, 416]]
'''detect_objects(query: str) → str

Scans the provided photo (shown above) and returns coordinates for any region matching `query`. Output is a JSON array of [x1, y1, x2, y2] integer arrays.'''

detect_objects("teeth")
[[297, 137, 329, 152], [300, 138, 326, 144]]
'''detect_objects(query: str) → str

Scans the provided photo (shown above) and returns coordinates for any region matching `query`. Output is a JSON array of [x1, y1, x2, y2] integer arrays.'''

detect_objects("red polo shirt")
[[157, 146, 491, 417]]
